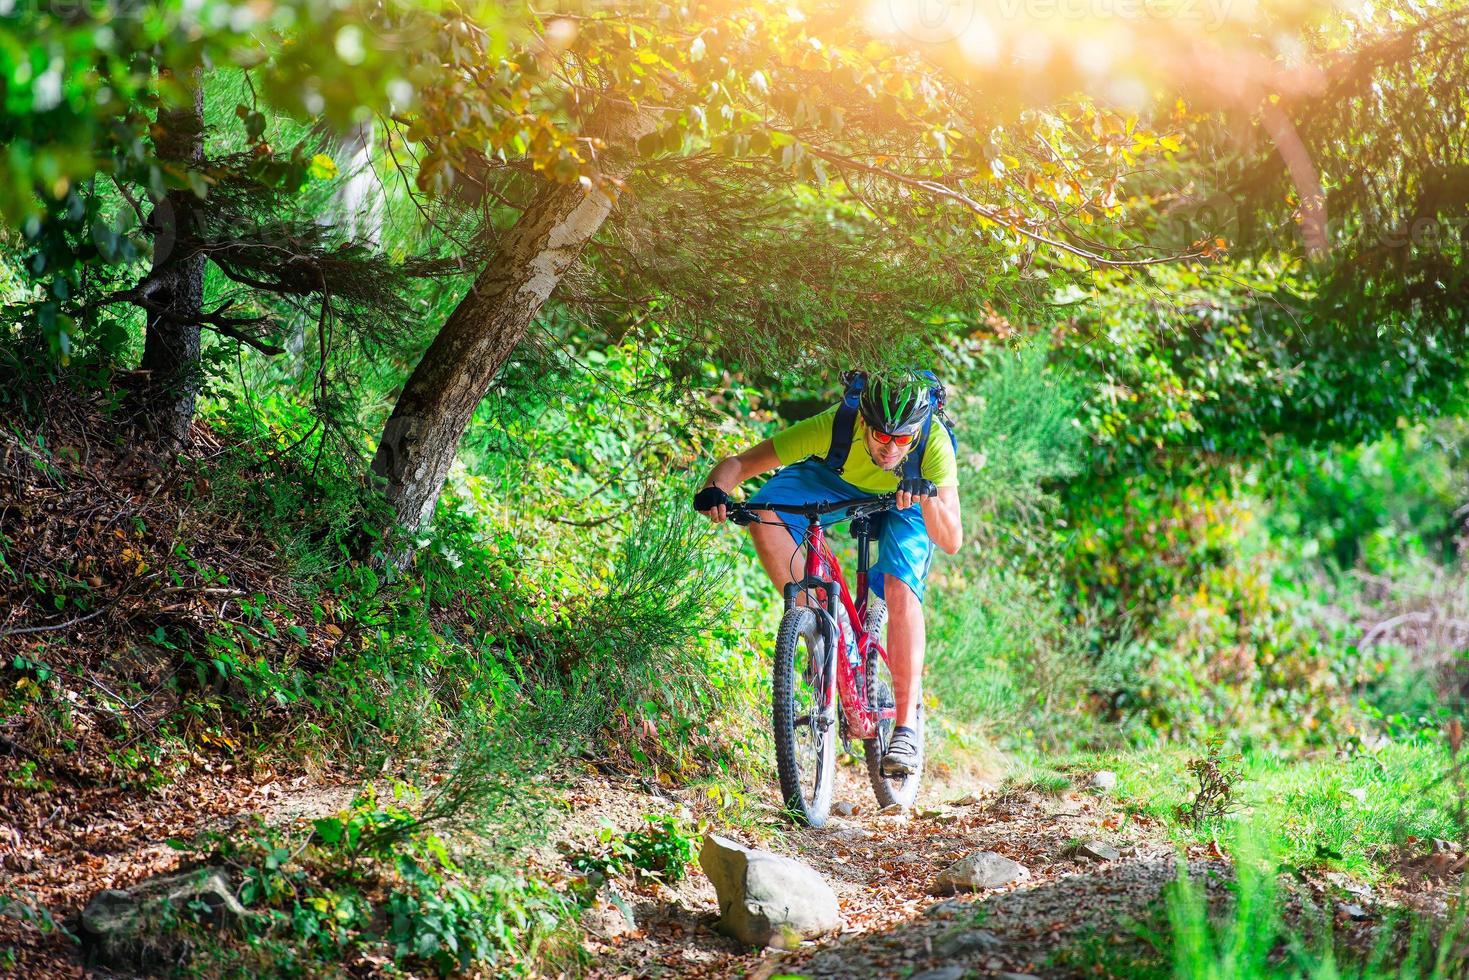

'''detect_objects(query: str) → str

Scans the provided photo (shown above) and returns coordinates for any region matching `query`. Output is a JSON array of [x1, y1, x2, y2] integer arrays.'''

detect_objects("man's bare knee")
[[748, 515, 785, 553], [885, 576, 922, 617]]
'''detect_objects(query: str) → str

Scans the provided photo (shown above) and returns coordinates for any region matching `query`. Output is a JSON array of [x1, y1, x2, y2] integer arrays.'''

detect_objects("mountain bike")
[[719, 493, 923, 827]]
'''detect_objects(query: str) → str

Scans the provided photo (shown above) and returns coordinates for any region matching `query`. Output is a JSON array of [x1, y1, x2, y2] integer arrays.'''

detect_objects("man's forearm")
[[703, 438, 782, 493], [922, 491, 963, 555], [704, 456, 746, 491]]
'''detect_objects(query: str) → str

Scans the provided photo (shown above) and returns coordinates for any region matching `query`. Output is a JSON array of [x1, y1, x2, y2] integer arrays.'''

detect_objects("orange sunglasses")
[[870, 429, 916, 446]]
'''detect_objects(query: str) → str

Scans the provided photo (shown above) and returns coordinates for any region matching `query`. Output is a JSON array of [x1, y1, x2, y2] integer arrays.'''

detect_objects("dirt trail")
[[566, 760, 1195, 979], [4, 749, 1433, 978]]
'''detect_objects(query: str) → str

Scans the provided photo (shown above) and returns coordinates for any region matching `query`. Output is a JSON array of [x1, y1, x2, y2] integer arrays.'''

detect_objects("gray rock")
[[912, 967, 969, 980], [827, 822, 873, 842], [998, 974, 1042, 980], [879, 803, 906, 816], [930, 852, 1030, 895], [831, 800, 860, 817], [80, 867, 248, 970], [935, 927, 1003, 957], [1077, 840, 1121, 862], [1338, 902, 1372, 921], [699, 834, 841, 949], [1090, 770, 1118, 791]]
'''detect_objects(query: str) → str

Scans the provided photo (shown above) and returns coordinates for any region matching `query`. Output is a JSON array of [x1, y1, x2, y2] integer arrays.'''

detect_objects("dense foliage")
[[4, 0, 1469, 975]]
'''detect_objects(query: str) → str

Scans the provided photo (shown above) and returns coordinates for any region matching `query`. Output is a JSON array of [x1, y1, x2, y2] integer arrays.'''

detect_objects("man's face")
[[863, 427, 912, 472]]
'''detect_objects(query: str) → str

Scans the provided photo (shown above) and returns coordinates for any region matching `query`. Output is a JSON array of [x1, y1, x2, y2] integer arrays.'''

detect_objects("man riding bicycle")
[[696, 369, 963, 778]]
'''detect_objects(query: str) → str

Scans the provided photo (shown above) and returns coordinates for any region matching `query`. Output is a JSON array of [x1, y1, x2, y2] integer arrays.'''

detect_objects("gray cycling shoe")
[[880, 726, 920, 777]]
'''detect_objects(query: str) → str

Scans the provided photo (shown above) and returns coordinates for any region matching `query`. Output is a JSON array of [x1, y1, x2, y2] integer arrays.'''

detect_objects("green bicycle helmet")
[[859, 369, 936, 435]]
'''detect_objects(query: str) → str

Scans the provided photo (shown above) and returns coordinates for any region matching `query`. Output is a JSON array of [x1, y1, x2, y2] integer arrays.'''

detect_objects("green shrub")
[[568, 814, 700, 884], [173, 790, 576, 977]]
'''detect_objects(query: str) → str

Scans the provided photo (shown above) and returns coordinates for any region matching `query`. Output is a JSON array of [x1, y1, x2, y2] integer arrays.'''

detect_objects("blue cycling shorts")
[[747, 460, 935, 603]]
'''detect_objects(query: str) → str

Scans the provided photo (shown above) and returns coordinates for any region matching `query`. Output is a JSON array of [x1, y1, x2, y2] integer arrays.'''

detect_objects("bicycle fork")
[[782, 579, 841, 732]]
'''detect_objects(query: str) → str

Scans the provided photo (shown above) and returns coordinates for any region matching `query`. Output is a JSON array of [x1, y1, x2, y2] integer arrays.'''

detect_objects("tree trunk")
[[137, 71, 206, 448], [372, 100, 650, 533]]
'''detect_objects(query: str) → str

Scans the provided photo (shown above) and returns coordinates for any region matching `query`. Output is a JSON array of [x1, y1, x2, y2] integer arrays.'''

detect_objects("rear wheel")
[[772, 606, 836, 827], [863, 649, 923, 809]]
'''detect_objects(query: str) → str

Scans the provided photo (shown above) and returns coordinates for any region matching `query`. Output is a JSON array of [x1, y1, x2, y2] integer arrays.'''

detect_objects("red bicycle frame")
[[799, 517, 893, 741]]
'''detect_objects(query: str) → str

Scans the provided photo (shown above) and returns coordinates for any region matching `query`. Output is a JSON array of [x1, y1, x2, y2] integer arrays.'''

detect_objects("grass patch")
[[1054, 829, 1469, 979], [1049, 737, 1459, 882], [1001, 759, 1073, 796]]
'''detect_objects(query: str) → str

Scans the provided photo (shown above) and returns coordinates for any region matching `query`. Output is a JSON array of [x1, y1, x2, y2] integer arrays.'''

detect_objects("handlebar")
[[722, 494, 897, 526]]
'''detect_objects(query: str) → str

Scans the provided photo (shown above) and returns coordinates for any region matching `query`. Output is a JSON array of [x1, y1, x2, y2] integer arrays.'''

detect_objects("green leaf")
[[308, 153, 338, 180]]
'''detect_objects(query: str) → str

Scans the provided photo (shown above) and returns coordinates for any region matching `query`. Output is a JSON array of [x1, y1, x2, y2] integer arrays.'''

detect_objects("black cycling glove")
[[898, 477, 937, 499], [694, 485, 730, 511]]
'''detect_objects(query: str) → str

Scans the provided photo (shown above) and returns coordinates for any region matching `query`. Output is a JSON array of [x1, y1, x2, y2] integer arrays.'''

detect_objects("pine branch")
[[196, 304, 286, 355]]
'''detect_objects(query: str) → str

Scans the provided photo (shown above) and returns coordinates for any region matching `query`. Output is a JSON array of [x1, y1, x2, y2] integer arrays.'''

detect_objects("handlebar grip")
[[899, 478, 938, 498], [693, 485, 729, 511]]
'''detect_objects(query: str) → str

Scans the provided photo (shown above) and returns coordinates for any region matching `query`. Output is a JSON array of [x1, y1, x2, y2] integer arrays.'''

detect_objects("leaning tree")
[[366, 0, 1233, 534]]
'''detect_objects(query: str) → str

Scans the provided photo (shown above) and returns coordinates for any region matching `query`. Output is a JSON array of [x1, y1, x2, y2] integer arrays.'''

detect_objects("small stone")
[[1076, 840, 1121, 863], [831, 800, 860, 817], [911, 967, 968, 980], [934, 927, 1003, 957], [998, 974, 1042, 980], [1089, 770, 1118, 791], [1324, 871, 1374, 900], [948, 793, 984, 807], [920, 808, 960, 824], [930, 852, 1029, 895], [1431, 838, 1457, 854], [1337, 902, 1372, 921], [829, 823, 873, 842], [924, 898, 970, 918], [1345, 787, 1367, 804], [879, 803, 905, 816]]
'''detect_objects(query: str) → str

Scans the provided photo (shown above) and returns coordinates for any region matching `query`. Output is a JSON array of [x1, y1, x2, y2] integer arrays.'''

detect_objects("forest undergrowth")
[[6, 329, 1469, 975]]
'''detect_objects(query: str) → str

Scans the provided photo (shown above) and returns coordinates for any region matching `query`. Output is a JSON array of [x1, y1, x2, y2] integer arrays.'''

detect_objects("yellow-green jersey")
[[770, 406, 959, 494]]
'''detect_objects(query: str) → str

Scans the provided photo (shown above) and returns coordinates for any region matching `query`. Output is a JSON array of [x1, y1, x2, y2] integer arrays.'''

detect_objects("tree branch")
[[806, 147, 1207, 269], [198, 307, 287, 356]]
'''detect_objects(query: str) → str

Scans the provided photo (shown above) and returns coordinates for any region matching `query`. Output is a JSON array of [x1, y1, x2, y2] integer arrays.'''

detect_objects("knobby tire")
[[772, 606, 836, 827], [863, 647, 924, 809]]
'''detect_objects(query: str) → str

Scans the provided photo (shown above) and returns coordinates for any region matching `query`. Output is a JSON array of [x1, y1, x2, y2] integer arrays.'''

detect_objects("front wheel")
[[863, 649, 923, 809], [772, 606, 836, 827]]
